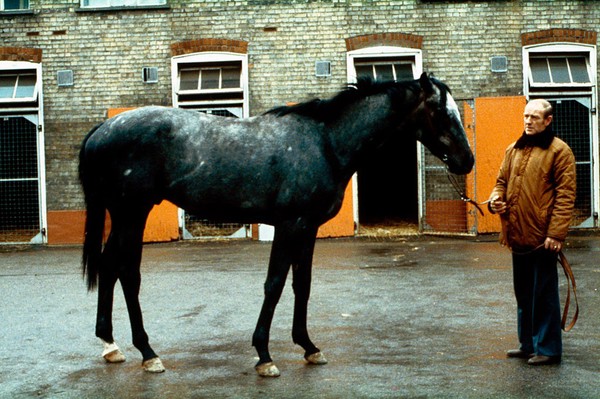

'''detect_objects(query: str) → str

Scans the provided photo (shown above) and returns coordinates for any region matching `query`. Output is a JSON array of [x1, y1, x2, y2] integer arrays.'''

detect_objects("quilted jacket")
[[490, 128, 576, 250]]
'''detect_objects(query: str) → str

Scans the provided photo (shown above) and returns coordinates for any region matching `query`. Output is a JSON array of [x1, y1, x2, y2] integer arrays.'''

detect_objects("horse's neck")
[[328, 93, 417, 176]]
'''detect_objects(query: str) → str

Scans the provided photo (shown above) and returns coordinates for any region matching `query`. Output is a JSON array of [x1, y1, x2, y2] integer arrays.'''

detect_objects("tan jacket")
[[490, 135, 576, 250]]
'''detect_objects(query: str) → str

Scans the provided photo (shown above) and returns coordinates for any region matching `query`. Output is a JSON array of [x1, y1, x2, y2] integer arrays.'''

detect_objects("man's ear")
[[544, 115, 553, 127]]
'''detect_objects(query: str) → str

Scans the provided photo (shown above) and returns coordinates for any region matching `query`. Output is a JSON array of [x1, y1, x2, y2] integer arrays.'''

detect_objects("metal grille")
[[181, 108, 248, 239], [549, 98, 594, 227], [0, 116, 41, 243], [420, 100, 476, 235]]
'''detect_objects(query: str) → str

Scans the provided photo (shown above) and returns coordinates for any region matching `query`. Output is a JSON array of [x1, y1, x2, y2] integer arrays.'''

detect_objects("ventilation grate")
[[57, 70, 73, 87], [142, 67, 158, 83], [315, 61, 331, 77], [490, 56, 508, 73]]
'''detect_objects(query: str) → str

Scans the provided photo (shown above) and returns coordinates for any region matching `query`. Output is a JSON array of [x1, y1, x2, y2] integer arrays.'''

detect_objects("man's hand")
[[544, 237, 563, 253], [490, 195, 507, 214]]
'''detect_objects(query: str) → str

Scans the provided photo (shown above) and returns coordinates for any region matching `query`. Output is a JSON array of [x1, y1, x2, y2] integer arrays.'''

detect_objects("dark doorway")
[[357, 132, 418, 227], [0, 116, 40, 242]]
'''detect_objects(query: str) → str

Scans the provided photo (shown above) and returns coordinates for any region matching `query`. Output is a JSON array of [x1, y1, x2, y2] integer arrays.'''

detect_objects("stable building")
[[0, 0, 598, 244]]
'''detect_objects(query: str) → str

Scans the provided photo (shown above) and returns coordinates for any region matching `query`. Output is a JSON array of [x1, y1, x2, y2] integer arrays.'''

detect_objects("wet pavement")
[[1, 234, 599, 398]]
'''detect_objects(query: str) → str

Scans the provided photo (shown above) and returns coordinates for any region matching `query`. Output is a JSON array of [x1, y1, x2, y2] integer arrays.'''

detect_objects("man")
[[489, 99, 576, 366]]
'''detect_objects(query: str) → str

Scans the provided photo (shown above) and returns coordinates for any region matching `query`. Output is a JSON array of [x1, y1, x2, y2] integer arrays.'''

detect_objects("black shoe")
[[527, 355, 561, 366], [506, 349, 533, 359]]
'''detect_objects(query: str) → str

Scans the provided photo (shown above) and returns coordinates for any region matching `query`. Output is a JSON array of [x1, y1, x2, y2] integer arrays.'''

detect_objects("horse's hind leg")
[[107, 205, 165, 373], [95, 239, 125, 363], [290, 228, 327, 366]]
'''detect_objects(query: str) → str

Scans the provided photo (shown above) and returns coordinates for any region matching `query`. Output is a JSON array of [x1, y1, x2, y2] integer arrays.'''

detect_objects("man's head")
[[524, 99, 553, 135]]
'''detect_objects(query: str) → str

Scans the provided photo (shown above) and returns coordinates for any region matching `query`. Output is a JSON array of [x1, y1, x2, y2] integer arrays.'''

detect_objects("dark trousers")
[[512, 249, 562, 357]]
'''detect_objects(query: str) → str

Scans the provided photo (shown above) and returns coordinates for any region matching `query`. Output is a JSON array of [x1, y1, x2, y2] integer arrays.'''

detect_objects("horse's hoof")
[[142, 357, 165, 373], [103, 348, 126, 363], [101, 341, 126, 363], [255, 362, 280, 377], [305, 351, 328, 365]]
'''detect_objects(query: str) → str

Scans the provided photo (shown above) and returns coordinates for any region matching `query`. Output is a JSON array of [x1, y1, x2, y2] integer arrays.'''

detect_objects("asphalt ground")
[[1, 234, 599, 398]]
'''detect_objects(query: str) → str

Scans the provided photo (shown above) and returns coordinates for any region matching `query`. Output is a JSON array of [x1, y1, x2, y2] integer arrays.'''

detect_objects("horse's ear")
[[419, 72, 435, 95]]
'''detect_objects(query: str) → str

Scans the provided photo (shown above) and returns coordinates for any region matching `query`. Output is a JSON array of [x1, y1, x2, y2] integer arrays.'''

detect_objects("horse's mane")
[[264, 76, 450, 123]]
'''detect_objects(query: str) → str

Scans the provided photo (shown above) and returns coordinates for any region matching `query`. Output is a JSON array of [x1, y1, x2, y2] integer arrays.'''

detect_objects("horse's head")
[[412, 73, 474, 175]]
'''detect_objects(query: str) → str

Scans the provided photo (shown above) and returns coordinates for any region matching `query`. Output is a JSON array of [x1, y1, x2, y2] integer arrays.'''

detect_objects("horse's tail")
[[79, 123, 105, 291]]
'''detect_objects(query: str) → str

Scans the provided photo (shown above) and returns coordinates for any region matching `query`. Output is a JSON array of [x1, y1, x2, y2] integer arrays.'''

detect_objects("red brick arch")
[[171, 39, 248, 56], [345, 33, 423, 51], [521, 28, 597, 46]]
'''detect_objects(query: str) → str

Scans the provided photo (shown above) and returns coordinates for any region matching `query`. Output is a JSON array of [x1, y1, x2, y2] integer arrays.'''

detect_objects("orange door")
[[317, 181, 355, 238], [469, 96, 526, 233]]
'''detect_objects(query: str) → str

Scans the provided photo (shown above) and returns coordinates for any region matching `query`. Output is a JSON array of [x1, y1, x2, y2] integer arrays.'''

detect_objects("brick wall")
[[0, 0, 599, 212]]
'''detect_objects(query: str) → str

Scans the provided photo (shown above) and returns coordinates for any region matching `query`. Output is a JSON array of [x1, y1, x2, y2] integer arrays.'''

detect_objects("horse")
[[78, 73, 474, 377]]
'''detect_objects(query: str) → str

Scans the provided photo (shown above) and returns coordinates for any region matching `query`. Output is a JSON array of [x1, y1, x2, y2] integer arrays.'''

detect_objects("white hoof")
[[102, 341, 126, 363], [142, 357, 165, 373], [305, 351, 328, 365], [255, 362, 280, 377]]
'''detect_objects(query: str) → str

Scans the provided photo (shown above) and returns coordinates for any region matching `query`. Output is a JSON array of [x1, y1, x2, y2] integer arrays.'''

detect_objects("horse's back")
[[80, 106, 343, 224]]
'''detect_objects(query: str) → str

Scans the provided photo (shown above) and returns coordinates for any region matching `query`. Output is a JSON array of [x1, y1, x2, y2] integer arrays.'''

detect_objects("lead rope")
[[511, 244, 579, 332], [446, 171, 489, 216], [558, 251, 579, 332]]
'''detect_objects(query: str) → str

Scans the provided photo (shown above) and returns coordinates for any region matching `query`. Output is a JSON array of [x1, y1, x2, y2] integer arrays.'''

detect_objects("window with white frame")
[[529, 54, 592, 86], [1, 0, 29, 10], [347, 46, 421, 83], [0, 70, 38, 103], [81, 0, 166, 8], [172, 53, 248, 115]]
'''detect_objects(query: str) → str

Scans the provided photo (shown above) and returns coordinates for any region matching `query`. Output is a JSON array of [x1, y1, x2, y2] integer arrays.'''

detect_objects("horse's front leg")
[[291, 229, 327, 366], [252, 228, 292, 377]]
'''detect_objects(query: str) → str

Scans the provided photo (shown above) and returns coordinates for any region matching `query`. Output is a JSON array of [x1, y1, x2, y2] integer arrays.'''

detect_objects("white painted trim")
[[0, 61, 45, 243], [523, 42, 598, 227], [346, 45, 423, 232], [171, 52, 251, 238]]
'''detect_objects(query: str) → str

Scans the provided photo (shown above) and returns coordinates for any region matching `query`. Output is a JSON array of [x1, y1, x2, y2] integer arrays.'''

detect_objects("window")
[[0, 71, 37, 102], [354, 59, 415, 81], [346, 46, 421, 84], [1, 0, 29, 10], [529, 55, 591, 86], [178, 64, 242, 92], [81, 0, 166, 8], [172, 54, 248, 113]]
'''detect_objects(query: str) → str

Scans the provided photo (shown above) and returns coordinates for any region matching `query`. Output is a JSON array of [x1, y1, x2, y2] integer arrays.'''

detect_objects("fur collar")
[[514, 125, 555, 149]]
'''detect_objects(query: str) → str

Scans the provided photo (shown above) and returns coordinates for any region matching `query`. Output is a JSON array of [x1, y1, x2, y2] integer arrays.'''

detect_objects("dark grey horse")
[[79, 73, 474, 377]]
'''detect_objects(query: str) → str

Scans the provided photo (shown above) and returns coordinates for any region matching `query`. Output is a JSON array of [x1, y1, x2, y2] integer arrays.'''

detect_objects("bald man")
[[489, 99, 576, 366]]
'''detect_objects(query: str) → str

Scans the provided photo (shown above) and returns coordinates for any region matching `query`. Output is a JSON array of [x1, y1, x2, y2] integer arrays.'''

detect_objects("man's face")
[[524, 101, 552, 135]]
